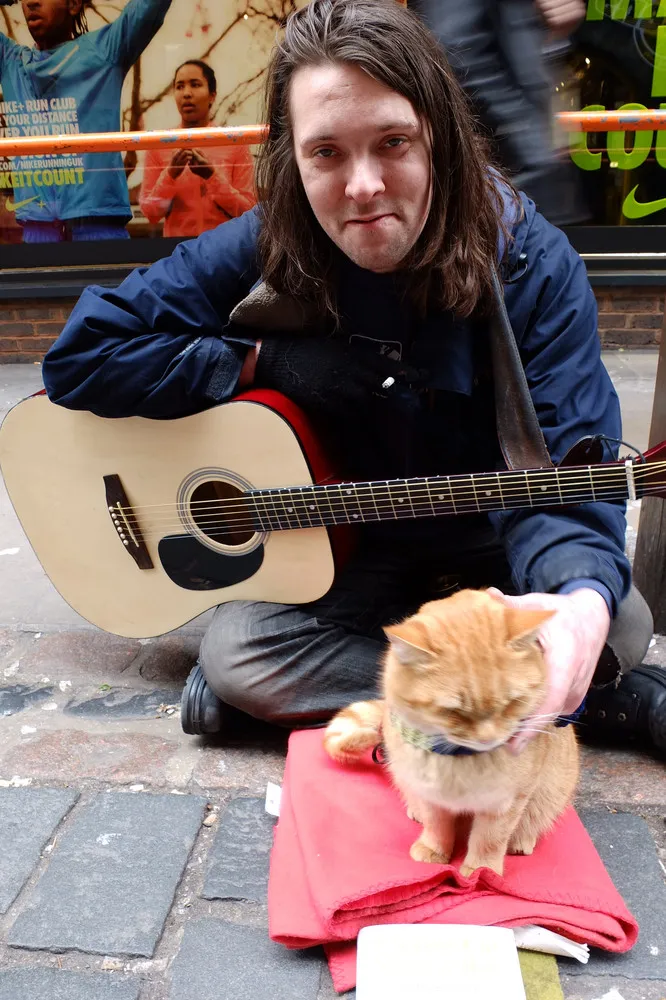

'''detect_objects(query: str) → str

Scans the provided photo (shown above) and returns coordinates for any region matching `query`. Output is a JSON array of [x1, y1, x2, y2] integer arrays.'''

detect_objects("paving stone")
[[194, 745, 286, 792], [0, 627, 30, 668], [577, 745, 666, 807], [168, 920, 323, 999], [560, 974, 666, 999], [317, 966, 355, 1000], [18, 631, 141, 681], [643, 634, 666, 668], [0, 787, 78, 913], [0, 730, 181, 785], [138, 636, 200, 684], [64, 687, 180, 718], [8, 791, 207, 957], [0, 969, 140, 1000], [0, 683, 54, 716], [202, 797, 276, 903], [561, 810, 666, 979]]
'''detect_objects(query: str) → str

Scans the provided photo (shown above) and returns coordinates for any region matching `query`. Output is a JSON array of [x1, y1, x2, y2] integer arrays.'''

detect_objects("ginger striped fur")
[[323, 589, 579, 877], [323, 699, 384, 764]]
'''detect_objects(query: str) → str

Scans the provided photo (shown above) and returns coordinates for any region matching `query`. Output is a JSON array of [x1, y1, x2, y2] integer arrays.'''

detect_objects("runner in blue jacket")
[[0, 0, 173, 240], [42, 0, 665, 754]]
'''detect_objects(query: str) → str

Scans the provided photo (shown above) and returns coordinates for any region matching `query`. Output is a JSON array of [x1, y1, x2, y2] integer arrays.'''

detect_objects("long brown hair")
[[255, 0, 517, 321]]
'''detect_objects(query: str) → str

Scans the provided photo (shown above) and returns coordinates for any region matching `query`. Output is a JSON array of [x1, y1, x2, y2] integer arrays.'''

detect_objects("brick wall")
[[595, 289, 663, 349], [0, 299, 74, 363], [0, 287, 663, 363]]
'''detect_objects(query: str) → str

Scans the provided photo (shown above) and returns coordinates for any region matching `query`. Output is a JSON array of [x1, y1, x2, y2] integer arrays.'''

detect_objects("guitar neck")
[[247, 461, 638, 532]]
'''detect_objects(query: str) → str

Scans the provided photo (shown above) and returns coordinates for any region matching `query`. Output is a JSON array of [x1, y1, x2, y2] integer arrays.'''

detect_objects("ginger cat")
[[324, 589, 579, 877]]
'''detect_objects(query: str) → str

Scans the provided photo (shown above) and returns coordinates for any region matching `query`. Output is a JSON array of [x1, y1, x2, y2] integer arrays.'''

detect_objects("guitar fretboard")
[[244, 463, 637, 532]]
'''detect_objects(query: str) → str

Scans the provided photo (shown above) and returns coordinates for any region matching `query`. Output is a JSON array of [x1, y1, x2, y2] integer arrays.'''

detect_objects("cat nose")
[[476, 723, 497, 742]]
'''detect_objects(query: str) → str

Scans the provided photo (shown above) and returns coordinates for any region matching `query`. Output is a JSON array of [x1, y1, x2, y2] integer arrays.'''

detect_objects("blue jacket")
[[42, 197, 631, 612]]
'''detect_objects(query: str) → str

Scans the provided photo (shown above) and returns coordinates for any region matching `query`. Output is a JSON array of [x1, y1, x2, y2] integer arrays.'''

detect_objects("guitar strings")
[[113, 484, 666, 540], [114, 478, 666, 534], [110, 460, 666, 525], [112, 468, 666, 533]]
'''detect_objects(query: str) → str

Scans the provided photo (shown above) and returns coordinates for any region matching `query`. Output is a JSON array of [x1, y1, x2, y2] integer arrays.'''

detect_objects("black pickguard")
[[158, 535, 264, 591]]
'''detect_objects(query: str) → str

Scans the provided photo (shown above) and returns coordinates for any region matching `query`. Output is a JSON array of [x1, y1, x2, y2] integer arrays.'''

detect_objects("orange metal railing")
[[0, 109, 665, 159], [0, 124, 268, 158]]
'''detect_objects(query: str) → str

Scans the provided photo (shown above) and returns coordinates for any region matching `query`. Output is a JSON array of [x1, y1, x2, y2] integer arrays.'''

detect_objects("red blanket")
[[268, 729, 638, 993]]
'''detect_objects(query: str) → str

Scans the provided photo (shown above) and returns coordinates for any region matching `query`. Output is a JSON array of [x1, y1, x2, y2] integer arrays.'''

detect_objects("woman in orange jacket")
[[140, 60, 255, 237]]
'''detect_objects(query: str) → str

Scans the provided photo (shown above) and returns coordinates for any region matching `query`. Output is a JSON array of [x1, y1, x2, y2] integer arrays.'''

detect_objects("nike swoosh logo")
[[623, 185, 666, 219], [5, 195, 39, 212]]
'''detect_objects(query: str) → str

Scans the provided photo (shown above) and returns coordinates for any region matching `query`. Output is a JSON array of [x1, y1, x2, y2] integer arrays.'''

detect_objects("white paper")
[[356, 925, 526, 1000], [513, 925, 589, 963], [265, 781, 282, 817]]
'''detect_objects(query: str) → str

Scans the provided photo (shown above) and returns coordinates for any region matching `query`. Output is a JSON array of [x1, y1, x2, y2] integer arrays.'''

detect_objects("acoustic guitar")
[[1, 389, 664, 639]]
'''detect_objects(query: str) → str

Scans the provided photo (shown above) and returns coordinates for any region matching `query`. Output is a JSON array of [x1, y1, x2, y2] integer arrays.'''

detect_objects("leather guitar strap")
[[489, 268, 553, 470]]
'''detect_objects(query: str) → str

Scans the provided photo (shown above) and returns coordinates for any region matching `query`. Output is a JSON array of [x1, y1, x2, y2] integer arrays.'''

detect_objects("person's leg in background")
[[21, 221, 65, 243], [70, 217, 130, 240]]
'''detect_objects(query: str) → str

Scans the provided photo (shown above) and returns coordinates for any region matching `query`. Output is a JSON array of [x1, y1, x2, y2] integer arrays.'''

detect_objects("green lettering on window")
[[569, 104, 604, 170], [652, 25, 666, 95], [607, 103, 652, 169], [587, 0, 652, 18]]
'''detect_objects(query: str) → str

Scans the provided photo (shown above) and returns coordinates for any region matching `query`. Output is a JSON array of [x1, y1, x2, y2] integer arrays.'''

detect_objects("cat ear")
[[384, 623, 433, 667], [505, 607, 556, 648]]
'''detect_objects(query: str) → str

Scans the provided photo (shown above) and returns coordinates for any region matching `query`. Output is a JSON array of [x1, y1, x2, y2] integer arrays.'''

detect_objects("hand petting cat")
[[487, 587, 611, 754]]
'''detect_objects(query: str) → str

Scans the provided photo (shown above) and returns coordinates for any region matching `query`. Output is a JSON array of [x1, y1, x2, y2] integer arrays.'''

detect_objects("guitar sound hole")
[[190, 480, 254, 546]]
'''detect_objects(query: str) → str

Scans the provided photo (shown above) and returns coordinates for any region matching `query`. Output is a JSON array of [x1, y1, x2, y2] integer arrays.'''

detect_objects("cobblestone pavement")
[[1, 358, 665, 999]]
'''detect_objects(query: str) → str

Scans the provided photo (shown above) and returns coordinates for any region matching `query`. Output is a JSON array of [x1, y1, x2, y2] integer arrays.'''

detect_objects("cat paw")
[[410, 839, 451, 865], [508, 835, 537, 856], [406, 805, 422, 823], [460, 856, 504, 878]]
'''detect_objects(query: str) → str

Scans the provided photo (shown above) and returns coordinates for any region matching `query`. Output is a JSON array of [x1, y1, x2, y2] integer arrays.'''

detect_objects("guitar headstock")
[[636, 440, 666, 499]]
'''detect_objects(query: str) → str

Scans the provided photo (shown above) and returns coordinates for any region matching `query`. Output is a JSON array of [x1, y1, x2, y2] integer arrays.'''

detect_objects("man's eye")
[[385, 137, 406, 148], [314, 148, 336, 159]]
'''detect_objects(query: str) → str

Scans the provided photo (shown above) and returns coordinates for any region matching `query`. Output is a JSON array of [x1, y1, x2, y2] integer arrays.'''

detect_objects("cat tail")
[[323, 699, 385, 764]]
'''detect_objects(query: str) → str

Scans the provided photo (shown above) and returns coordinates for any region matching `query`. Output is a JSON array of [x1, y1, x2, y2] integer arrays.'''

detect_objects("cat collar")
[[388, 700, 585, 758], [389, 711, 480, 757]]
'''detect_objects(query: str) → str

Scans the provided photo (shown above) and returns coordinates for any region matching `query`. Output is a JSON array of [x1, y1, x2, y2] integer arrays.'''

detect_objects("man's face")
[[290, 62, 432, 274], [21, 0, 80, 48]]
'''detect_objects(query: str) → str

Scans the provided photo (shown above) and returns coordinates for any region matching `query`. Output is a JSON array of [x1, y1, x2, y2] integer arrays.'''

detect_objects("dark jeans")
[[199, 538, 654, 727], [21, 217, 130, 242]]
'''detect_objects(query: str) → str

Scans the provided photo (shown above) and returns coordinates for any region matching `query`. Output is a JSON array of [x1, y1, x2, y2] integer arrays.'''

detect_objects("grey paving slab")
[[7, 791, 207, 957], [168, 920, 324, 1000], [0, 969, 139, 1000], [64, 687, 180, 718], [0, 787, 78, 914], [561, 973, 666, 999], [202, 796, 276, 903], [0, 683, 54, 716], [560, 810, 666, 979]]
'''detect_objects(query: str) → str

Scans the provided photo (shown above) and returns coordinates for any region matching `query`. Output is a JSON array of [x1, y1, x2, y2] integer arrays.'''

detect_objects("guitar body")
[[3, 388, 665, 641], [0, 391, 337, 638]]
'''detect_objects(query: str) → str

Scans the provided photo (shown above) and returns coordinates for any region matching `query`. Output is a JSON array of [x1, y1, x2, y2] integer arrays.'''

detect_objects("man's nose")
[[345, 156, 385, 204]]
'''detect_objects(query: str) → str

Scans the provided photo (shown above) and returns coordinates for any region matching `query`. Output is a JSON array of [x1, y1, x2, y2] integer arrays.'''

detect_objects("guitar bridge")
[[104, 474, 154, 570]]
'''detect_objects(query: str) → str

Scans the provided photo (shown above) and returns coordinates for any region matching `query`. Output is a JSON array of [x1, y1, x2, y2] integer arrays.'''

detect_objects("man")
[[0, 0, 173, 241], [413, 0, 589, 225], [41, 0, 664, 756]]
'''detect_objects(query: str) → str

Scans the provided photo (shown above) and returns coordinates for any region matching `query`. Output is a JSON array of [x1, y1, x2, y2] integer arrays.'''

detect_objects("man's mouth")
[[347, 213, 393, 226]]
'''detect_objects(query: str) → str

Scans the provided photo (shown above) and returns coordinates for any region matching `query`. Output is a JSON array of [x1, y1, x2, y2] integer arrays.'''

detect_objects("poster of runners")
[[0, 0, 304, 244]]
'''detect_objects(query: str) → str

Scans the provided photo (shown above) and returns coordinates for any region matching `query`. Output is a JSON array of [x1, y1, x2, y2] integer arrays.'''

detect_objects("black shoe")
[[580, 665, 666, 757], [181, 662, 225, 736]]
